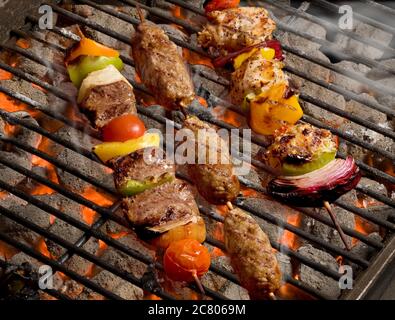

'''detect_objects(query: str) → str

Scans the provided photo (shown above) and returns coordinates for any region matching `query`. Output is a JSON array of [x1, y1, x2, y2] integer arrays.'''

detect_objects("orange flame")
[[16, 38, 30, 49], [279, 212, 301, 250], [213, 106, 243, 127], [240, 186, 259, 198], [36, 238, 52, 259], [182, 48, 214, 69], [81, 187, 114, 225]]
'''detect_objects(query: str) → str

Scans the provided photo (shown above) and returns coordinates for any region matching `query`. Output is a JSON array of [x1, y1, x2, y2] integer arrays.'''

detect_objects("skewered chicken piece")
[[224, 207, 281, 299], [230, 49, 287, 105], [198, 7, 276, 54], [182, 116, 240, 205], [131, 11, 195, 109], [264, 123, 338, 176], [78, 65, 137, 128]]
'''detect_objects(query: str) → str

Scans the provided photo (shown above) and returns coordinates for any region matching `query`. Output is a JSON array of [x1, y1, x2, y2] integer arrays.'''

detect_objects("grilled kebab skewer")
[[224, 207, 281, 299], [131, 9, 195, 109]]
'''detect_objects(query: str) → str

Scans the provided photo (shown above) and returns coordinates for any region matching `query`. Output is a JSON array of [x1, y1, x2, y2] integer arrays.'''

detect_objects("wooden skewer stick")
[[136, 4, 145, 23], [192, 271, 205, 295], [75, 25, 85, 39], [323, 201, 351, 251], [226, 201, 233, 210]]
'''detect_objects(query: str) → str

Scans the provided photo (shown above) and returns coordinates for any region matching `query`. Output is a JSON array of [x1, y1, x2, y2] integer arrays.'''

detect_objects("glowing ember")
[[36, 238, 52, 259], [196, 96, 208, 108], [145, 293, 162, 300], [16, 38, 30, 49], [240, 186, 259, 198], [30, 137, 59, 196], [279, 213, 301, 250], [182, 48, 213, 68], [0, 240, 18, 260], [211, 247, 225, 258], [213, 106, 243, 127], [171, 5, 184, 19], [81, 187, 114, 225], [0, 68, 12, 80]]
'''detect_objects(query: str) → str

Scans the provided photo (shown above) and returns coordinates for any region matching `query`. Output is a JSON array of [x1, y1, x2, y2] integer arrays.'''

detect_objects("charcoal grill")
[[0, 0, 394, 300]]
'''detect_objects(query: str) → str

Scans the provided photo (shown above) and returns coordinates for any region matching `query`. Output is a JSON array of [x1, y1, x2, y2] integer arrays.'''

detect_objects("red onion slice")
[[267, 157, 361, 207]]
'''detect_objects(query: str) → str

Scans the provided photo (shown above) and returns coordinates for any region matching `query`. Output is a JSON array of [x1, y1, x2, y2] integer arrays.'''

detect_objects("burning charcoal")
[[350, 232, 382, 262], [288, 74, 347, 127], [286, 53, 331, 84], [337, 120, 394, 163], [356, 177, 387, 206], [0, 78, 48, 106], [62, 238, 100, 276], [277, 16, 327, 52], [99, 233, 155, 279], [366, 59, 395, 116], [192, 65, 229, 99], [332, 61, 371, 94], [53, 126, 114, 193], [277, 252, 293, 277], [0, 194, 58, 248], [236, 197, 297, 244], [297, 245, 341, 298], [334, 22, 393, 60], [12, 37, 62, 80], [71, 5, 135, 52], [300, 206, 355, 250], [345, 95, 387, 124]]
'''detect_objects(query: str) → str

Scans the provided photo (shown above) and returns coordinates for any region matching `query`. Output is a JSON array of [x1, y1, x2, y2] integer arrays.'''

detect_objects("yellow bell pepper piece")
[[233, 47, 276, 69], [93, 133, 160, 162], [249, 84, 303, 135]]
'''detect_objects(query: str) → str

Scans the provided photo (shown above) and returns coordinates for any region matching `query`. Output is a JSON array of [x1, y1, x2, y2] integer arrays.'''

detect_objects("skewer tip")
[[136, 4, 145, 23], [268, 292, 277, 300]]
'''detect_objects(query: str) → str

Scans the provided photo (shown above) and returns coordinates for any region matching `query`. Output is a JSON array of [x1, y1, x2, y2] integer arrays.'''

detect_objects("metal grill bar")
[[261, 0, 395, 56], [361, 0, 395, 16], [314, 0, 395, 35]]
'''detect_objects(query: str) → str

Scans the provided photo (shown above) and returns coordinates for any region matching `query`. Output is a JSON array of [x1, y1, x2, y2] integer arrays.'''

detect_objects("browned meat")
[[131, 21, 195, 109], [80, 81, 136, 128], [108, 147, 175, 190], [122, 179, 200, 233], [230, 50, 287, 105], [198, 7, 276, 54], [224, 208, 281, 299], [183, 116, 240, 205]]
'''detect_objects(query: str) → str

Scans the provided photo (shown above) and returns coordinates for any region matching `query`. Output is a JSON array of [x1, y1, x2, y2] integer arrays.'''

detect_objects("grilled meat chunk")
[[78, 65, 136, 128], [122, 179, 200, 233], [108, 147, 175, 190], [131, 21, 195, 109], [230, 50, 288, 105], [198, 7, 276, 54], [224, 208, 281, 299], [183, 116, 240, 205], [264, 123, 337, 172]]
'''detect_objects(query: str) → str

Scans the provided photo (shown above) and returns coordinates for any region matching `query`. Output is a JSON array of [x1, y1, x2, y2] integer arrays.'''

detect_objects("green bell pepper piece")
[[67, 55, 124, 88], [118, 172, 175, 196], [282, 151, 337, 176]]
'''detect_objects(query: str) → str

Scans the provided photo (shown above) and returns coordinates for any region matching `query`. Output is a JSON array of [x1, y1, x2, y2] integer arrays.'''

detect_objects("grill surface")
[[0, 0, 394, 300]]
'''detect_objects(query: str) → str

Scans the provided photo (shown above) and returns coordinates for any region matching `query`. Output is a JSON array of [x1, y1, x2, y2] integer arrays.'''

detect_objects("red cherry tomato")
[[163, 239, 211, 282], [102, 114, 146, 142]]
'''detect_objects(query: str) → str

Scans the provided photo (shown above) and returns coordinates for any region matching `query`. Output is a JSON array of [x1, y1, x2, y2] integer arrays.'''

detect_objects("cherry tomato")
[[102, 114, 146, 142], [163, 239, 211, 282]]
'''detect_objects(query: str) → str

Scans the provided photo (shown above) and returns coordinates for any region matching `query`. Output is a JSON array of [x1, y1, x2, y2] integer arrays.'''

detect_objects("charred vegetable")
[[267, 156, 361, 207], [264, 123, 338, 175]]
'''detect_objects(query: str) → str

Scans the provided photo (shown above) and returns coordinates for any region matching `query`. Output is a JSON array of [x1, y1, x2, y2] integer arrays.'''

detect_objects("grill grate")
[[0, 0, 394, 300]]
